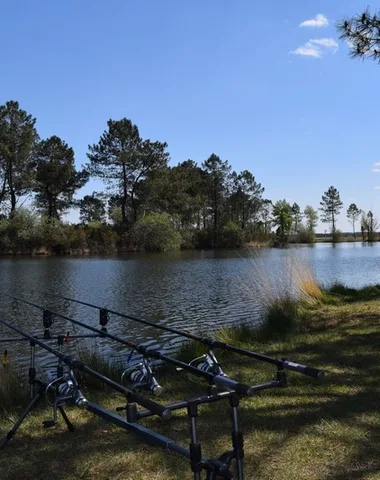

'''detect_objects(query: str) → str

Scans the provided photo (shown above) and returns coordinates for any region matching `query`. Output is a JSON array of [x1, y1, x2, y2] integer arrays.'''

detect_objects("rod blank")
[[3, 293, 258, 395], [27, 290, 325, 380]]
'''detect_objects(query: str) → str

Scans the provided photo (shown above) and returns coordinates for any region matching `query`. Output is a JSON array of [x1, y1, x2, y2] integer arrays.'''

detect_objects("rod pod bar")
[[29, 290, 324, 379], [4, 293, 257, 397], [0, 315, 171, 420]]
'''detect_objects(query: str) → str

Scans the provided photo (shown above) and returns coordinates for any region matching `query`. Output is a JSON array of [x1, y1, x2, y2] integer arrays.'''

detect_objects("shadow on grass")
[[3, 312, 380, 479]]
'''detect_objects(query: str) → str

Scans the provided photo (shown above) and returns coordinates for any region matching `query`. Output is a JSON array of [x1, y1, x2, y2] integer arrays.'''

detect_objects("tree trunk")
[[10, 189, 16, 213], [131, 184, 137, 223], [121, 164, 128, 223], [8, 166, 16, 214]]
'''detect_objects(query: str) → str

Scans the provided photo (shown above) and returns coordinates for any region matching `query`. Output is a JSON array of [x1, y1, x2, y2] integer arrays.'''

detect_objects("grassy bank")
[[2, 289, 380, 479]]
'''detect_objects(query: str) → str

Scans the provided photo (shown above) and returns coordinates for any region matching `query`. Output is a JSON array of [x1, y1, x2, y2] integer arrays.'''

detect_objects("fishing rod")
[[0, 317, 233, 479], [30, 290, 324, 380], [0, 315, 170, 420], [3, 293, 257, 397]]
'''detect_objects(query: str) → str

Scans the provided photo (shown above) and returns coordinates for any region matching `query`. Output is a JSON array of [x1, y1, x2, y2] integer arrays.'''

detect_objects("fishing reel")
[[43, 370, 88, 428], [189, 350, 226, 376], [121, 357, 162, 396], [179, 350, 228, 386]]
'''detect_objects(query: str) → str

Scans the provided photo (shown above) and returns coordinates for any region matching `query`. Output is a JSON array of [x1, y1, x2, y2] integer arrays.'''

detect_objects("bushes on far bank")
[[129, 212, 182, 252]]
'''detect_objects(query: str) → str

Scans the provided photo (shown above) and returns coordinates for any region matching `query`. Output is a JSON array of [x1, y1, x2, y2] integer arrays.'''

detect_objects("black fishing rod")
[[30, 290, 324, 379], [0, 315, 170, 420], [0, 316, 234, 479], [3, 294, 256, 397]]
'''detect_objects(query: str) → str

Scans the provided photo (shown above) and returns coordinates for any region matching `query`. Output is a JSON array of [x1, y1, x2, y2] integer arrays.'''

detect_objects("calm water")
[[0, 242, 379, 371]]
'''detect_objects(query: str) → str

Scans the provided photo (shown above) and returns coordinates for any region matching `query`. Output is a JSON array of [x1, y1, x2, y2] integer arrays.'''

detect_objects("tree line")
[[0, 100, 376, 253]]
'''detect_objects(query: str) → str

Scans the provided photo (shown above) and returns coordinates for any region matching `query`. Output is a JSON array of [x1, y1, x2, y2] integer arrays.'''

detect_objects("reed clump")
[[76, 343, 122, 390], [238, 249, 323, 340], [0, 366, 28, 412]]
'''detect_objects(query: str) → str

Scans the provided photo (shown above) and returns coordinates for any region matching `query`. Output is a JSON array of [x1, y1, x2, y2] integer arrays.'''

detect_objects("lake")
[[0, 242, 379, 371]]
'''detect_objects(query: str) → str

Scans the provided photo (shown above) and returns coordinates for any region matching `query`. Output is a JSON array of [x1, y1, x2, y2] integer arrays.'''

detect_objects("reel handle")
[[282, 360, 324, 379], [213, 375, 255, 397]]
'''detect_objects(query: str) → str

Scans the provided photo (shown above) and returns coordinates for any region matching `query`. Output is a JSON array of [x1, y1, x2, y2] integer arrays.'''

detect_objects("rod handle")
[[283, 360, 324, 379], [213, 375, 255, 397]]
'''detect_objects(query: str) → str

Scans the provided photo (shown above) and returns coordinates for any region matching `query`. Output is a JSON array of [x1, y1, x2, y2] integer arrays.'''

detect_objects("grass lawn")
[[1, 294, 380, 479]]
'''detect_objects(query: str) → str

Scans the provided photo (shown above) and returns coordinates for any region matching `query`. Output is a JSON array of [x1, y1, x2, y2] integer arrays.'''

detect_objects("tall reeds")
[[239, 248, 322, 339], [0, 365, 28, 412]]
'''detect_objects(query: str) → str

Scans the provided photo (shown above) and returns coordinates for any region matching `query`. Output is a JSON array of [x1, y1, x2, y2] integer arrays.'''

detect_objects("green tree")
[[320, 186, 343, 236], [259, 199, 272, 239], [202, 154, 231, 240], [361, 210, 379, 242], [338, 10, 380, 63], [291, 203, 303, 234], [87, 118, 169, 224], [0, 101, 39, 213], [304, 205, 319, 234], [229, 170, 264, 229], [140, 160, 206, 228], [346, 203, 361, 238], [78, 193, 106, 224], [34, 136, 88, 219], [272, 199, 293, 245]]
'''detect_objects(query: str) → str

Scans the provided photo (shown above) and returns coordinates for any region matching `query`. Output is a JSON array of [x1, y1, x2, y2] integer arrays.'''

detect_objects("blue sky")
[[1, 0, 379, 232]]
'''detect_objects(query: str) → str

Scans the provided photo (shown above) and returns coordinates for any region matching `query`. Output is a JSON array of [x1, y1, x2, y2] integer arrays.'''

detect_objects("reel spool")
[[182, 350, 228, 385], [45, 371, 88, 410], [121, 358, 162, 396]]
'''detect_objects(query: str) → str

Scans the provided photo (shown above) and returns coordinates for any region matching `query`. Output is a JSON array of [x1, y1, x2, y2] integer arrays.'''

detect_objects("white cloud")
[[290, 38, 338, 59], [300, 14, 329, 28], [310, 38, 338, 51], [374, 162, 380, 166], [290, 45, 321, 58], [372, 168, 380, 173], [374, 186, 380, 190]]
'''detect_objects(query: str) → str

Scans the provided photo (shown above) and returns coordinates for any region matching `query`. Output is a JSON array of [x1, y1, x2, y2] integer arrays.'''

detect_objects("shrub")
[[0, 209, 42, 252], [194, 229, 214, 249], [217, 222, 244, 248], [179, 228, 197, 249], [37, 217, 70, 251], [131, 212, 181, 252], [332, 229, 342, 243], [296, 226, 315, 244]]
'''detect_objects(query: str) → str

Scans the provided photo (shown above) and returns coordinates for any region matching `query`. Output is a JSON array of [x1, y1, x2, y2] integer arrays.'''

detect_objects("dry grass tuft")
[[242, 248, 322, 308]]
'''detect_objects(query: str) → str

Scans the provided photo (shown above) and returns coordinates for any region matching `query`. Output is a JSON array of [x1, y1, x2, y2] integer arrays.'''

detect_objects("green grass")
[[4, 297, 380, 478], [327, 282, 380, 302]]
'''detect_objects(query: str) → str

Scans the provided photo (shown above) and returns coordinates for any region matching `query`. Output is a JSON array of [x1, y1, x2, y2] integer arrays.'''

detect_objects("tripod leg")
[[230, 394, 244, 480], [0, 390, 43, 449], [187, 402, 202, 480], [58, 406, 75, 432]]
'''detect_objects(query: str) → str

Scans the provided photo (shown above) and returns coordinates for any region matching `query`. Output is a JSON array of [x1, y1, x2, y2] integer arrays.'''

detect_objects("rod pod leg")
[[230, 394, 244, 480], [29, 341, 36, 399], [188, 402, 202, 480], [205, 470, 217, 480], [0, 387, 44, 450]]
